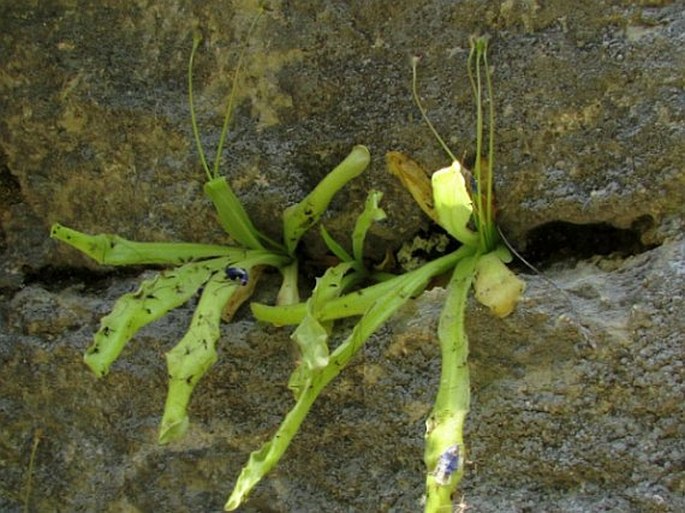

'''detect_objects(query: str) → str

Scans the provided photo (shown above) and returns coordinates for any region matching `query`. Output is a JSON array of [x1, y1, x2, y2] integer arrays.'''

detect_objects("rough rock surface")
[[1, 1, 683, 512]]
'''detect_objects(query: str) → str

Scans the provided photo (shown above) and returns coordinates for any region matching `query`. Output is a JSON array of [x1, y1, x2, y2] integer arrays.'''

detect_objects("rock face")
[[1, 1, 683, 512]]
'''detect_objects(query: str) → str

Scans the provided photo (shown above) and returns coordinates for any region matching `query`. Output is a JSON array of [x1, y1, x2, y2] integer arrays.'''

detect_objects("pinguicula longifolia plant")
[[237, 36, 525, 513], [51, 15, 523, 511], [49, 9, 371, 452]]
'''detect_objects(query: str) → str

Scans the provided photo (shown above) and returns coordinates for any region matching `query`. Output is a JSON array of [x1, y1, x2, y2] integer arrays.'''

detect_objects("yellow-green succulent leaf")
[[290, 263, 353, 380], [424, 255, 477, 509], [240, 250, 293, 270], [159, 276, 239, 444], [203, 177, 267, 250], [83, 257, 230, 377], [493, 243, 513, 264], [282, 145, 370, 254], [251, 247, 474, 326], [319, 224, 354, 263], [473, 250, 526, 318], [50, 223, 247, 265], [226, 253, 447, 511], [310, 262, 355, 312], [224, 373, 319, 511], [431, 162, 479, 247], [289, 262, 353, 399], [352, 190, 386, 265], [291, 313, 329, 379], [276, 260, 301, 307], [286, 364, 308, 399], [251, 300, 305, 326]]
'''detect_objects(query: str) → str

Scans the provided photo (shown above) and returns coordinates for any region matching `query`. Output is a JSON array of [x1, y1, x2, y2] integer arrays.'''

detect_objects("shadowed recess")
[[521, 218, 656, 268]]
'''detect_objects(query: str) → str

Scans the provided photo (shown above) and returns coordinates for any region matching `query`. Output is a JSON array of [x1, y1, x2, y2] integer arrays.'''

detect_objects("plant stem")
[[282, 145, 370, 254], [468, 36, 498, 252], [188, 9, 263, 182], [411, 57, 457, 162], [188, 32, 211, 181], [484, 40, 496, 239], [212, 9, 264, 179]]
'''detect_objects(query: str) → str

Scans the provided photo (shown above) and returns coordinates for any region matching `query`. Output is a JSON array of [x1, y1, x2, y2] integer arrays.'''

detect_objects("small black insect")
[[225, 266, 249, 286], [433, 445, 460, 486]]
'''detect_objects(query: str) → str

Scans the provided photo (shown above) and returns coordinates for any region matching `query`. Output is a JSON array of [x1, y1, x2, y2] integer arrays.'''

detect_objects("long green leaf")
[[289, 262, 353, 397], [352, 190, 386, 265], [51, 223, 247, 265], [319, 224, 353, 263], [159, 275, 239, 444], [226, 254, 441, 511], [84, 257, 231, 376], [282, 145, 370, 254], [83, 248, 289, 377], [251, 247, 474, 325], [203, 177, 270, 250], [424, 255, 476, 511]]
